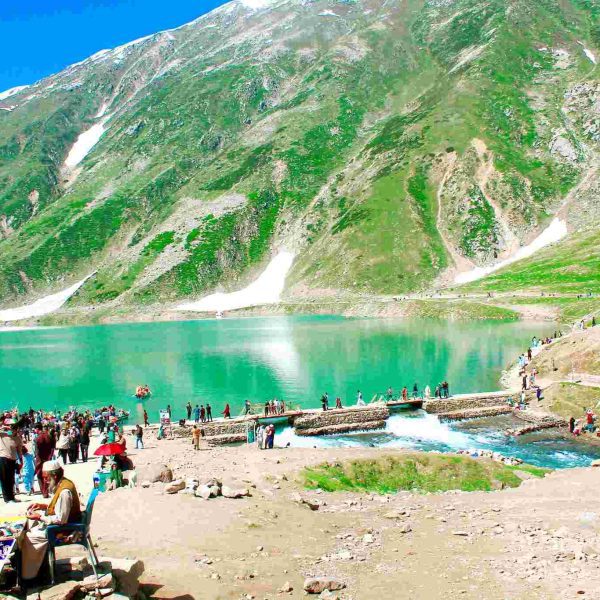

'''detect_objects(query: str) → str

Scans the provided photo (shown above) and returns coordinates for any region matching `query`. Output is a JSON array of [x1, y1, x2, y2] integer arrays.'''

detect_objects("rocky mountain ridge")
[[1, 0, 599, 314]]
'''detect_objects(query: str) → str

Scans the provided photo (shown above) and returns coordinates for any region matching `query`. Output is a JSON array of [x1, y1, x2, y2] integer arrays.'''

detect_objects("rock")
[[195, 485, 212, 500], [319, 591, 341, 600], [80, 572, 114, 591], [209, 485, 221, 498], [303, 577, 346, 594], [99, 557, 144, 597], [549, 134, 578, 162], [165, 479, 186, 494], [139, 464, 173, 483], [384, 510, 406, 519], [56, 556, 89, 570], [222, 485, 251, 498], [591, 460, 600, 467], [278, 581, 293, 592], [398, 523, 412, 534], [200, 477, 222, 490], [140, 480, 152, 488], [291, 493, 320, 511], [452, 531, 469, 537], [362, 533, 374, 544], [39, 581, 81, 600]]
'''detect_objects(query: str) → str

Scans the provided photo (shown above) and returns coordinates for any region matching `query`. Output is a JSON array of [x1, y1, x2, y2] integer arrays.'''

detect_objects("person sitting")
[[106, 461, 123, 491], [21, 460, 82, 581]]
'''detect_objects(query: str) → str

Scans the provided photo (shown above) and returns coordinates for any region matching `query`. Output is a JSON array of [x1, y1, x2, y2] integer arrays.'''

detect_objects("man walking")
[[135, 424, 144, 450], [34, 426, 53, 498], [0, 424, 22, 503]]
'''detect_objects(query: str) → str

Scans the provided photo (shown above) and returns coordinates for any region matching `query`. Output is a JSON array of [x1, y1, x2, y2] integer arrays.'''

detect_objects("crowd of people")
[[569, 408, 599, 437]]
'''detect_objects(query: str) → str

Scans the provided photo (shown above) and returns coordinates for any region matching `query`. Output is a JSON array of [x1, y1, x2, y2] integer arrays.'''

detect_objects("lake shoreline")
[[0, 294, 568, 329]]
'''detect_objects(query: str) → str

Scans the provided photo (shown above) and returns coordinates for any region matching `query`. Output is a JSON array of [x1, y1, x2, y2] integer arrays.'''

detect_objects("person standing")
[[135, 424, 144, 450], [19, 447, 35, 496], [206, 403, 213, 422], [55, 429, 70, 465], [80, 425, 90, 463], [222, 404, 231, 419], [265, 424, 275, 449], [193, 404, 200, 423], [356, 390, 365, 406], [0, 425, 22, 503], [186, 402, 192, 421], [192, 426, 201, 450], [412, 383, 419, 399], [264, 401, 270, 416], [200, 405, 206, 423], [143, 410, 149, 427], [167, 405, 172, 420], [34, 427, 53, 498], [244, 400, 252, 416], [402, 387, 408, 401], [335, 397, 342, 409]]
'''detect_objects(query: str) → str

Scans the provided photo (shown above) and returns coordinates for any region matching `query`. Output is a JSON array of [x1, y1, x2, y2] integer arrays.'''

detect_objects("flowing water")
[[1, 316, 597, 468]]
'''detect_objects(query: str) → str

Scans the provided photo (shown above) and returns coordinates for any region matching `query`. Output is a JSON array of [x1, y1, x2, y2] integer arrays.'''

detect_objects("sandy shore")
[[2, 426, 600, 599], [3, 432, 598, 599]]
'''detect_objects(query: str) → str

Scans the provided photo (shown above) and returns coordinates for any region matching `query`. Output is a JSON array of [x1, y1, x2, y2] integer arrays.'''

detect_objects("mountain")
[[1, 0, 599, 315]]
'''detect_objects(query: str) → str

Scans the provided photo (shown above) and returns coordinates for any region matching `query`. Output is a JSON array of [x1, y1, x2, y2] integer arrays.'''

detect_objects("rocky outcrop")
[[438, 405, 513, 421], [508, 409, 567, 435], [293, 406, 389, 436], [425, 392, 512, 414]]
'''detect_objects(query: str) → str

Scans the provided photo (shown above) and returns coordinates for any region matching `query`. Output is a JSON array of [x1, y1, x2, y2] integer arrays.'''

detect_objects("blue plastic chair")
[[46, 488, 100, 584]]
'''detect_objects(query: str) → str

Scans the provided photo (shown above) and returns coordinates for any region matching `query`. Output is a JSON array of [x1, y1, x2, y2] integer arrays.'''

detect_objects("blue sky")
[[0, 0, 225, 91]]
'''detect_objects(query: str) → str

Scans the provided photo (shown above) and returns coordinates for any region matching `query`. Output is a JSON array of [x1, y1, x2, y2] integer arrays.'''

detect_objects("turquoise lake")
[[2, 316, 598, 468]]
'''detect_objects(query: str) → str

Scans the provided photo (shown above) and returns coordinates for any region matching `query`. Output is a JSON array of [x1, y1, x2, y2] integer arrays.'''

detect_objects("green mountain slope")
[[0, 0, 599, 313]]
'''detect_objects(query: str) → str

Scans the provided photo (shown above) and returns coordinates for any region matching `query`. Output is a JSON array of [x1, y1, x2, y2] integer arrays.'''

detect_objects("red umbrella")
[[94, 443, 126, 456]]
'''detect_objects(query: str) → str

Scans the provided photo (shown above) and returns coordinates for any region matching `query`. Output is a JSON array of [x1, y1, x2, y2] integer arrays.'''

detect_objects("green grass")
[[540, 382, 600, 420], [458, 228, 600, 295], [302, 454, 549, 494]]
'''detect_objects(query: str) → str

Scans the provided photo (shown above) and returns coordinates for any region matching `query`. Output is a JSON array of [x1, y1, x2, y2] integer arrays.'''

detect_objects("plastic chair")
[[46, 488, 100, 584]]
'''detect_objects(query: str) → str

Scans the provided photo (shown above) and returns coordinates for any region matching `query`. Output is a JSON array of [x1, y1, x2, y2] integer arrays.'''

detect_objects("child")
[[19, 447, 35, 495]]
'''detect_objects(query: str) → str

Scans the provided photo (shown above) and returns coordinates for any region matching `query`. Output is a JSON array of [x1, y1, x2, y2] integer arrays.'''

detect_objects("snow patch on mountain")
[[176, 251, 294, 312], [0, 274, 94, 322], [577, 41, 597, 64], [238, 0, 275, 9], [0, 85, 29, 101], [64, 116, 111, 169], [454, 218, 568, 284]]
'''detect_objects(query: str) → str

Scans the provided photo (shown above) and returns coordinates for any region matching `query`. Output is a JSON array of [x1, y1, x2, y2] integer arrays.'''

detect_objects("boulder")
[[303, 577, 346, 594], [195, 486, 212, 500], [278, 581, 293, 592], [99, 557, 144, 597], [139, 464, 173, 483], [222, 485, 251, 499], [165, 480, 186, 494], [200, 477, 222, 490], [80, 572, 114, 591], [39, 581, 81, 600]]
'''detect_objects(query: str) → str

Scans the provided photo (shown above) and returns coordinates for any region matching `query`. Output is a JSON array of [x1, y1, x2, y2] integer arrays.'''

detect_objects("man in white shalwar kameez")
[[20, 460, 82, 580]]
